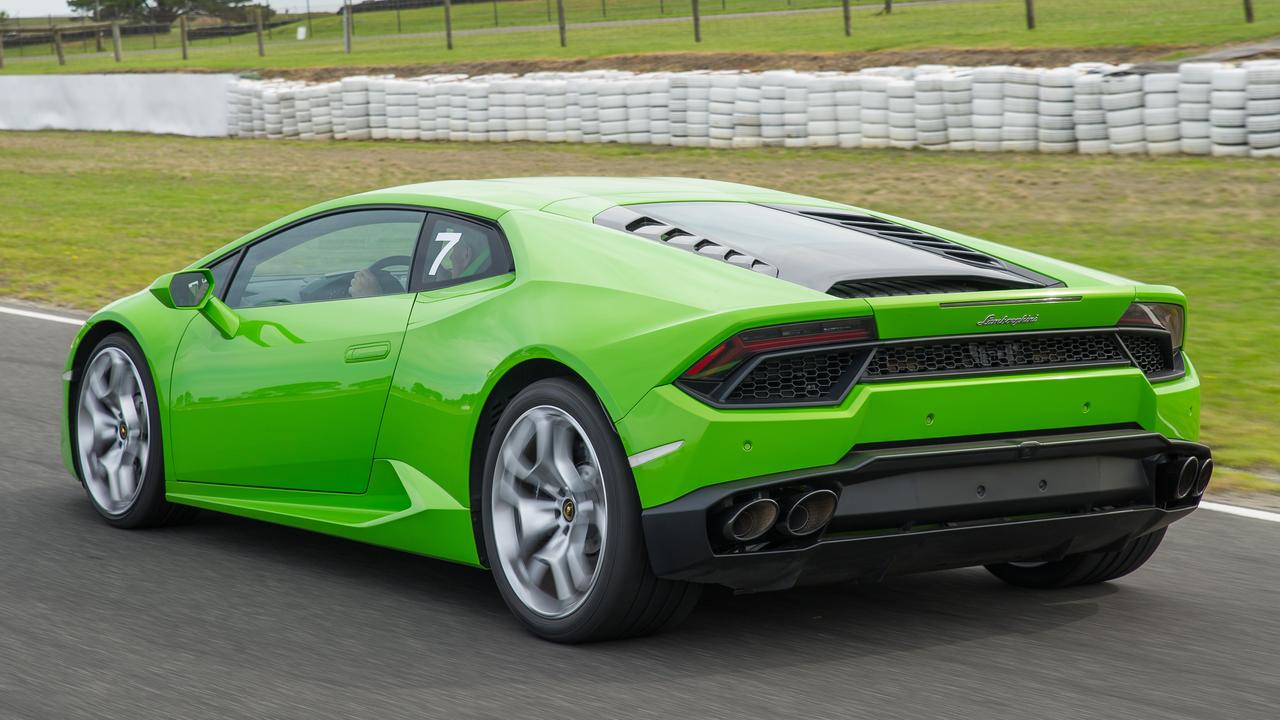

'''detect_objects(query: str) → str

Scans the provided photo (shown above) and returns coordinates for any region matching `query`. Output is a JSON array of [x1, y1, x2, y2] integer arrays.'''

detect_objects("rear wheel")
[[73, 333, 197, 528], [985, 528, 1167, 589], [482, 378, 700, 643]]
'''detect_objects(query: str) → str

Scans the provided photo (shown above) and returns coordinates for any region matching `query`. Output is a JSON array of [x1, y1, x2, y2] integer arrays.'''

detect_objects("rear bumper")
[[640, 428, 1209, 591]]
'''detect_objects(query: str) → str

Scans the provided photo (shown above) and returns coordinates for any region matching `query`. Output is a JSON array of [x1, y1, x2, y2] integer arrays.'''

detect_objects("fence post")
[[445, 0, 454, 50], [0, 28, 5, 70], [1244, 0, 1255, 23], [396, 6, 402, 33], [692, 0, 701, 42], [493, 0, 499, 26], [54, 28, 66, 65], [111, 21, 122, 61], [343, 2, 352, 53], [306, 0, 313, 37], [884, 0, 892, 15], [601, 0, 607, 19], [842, 0, 851, 36], [95, 29, 103, 52], [556, 0, 567, 46], [179, 15, 188, 60], [255, 8, 265, 56], [1024, 0, 1035, 29]]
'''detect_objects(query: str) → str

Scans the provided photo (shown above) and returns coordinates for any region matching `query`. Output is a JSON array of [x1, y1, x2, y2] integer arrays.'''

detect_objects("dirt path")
[[267, 46, 1199, 81]]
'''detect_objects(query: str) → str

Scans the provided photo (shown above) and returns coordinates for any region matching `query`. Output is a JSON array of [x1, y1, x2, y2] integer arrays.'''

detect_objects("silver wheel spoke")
[[102, 447, 124, 503], [75, 347, 149, 517], [534, 537, 576, 601], [515, 504, 559, 556], [492, 404, 608, 619]]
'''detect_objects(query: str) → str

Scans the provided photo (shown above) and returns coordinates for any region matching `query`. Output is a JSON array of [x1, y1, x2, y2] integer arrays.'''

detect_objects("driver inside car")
[[348, 230, 493, 298], [348, 266, 383, 299]]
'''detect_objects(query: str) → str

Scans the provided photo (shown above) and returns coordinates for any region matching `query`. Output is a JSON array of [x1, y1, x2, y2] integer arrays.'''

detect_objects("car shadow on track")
[[113, 503, 1117, 673]]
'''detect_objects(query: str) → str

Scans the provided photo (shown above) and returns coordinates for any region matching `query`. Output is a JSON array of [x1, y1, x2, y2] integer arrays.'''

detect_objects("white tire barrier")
[[22, 63, 1280, 157]]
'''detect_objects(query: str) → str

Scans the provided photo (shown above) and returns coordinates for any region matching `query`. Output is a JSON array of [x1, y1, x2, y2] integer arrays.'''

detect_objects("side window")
[[417, 214, 511, 290], [206, 250, 240, 300], [225, 209, 425, 309]]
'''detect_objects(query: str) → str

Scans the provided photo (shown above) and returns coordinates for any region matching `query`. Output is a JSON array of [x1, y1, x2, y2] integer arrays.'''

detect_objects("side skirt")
[[166, 459, 482, 566]]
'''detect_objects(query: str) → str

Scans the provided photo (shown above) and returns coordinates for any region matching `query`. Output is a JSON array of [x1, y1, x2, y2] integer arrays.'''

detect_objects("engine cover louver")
[[783, 208, 1008, 270], [596, 207, 780, 277], [829, 276, 1037, 299]]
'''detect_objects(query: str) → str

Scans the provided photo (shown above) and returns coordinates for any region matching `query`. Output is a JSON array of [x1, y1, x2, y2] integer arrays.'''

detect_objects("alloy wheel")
[[76, 346, 150, 517], [491, 405, 608, 619]]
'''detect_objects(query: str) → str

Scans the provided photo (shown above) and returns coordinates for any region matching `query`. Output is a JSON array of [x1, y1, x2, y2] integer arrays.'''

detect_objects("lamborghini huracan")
[[62, 177, 1210, 642]]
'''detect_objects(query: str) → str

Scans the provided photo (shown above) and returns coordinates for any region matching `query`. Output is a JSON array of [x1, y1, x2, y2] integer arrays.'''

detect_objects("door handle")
[[345, 341, 391, 363]]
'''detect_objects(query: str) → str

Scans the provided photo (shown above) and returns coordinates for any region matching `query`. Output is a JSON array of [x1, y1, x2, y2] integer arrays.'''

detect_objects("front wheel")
[[481, 378, 700, 643], [72, 332, 198, 528], [985, 528, 1167, 589]]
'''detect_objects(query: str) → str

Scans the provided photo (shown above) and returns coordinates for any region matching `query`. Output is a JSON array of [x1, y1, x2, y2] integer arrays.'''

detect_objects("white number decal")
[[428, 232, 463, 276]]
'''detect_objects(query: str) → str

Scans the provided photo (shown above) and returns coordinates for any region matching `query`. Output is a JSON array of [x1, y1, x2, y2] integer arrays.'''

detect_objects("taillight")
[[1117, 302, 1185, 350], [681, 317, 877, 384]]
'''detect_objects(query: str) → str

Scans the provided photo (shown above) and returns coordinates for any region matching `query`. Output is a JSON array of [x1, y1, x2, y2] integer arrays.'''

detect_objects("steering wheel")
[[366, 255, 413, 294]]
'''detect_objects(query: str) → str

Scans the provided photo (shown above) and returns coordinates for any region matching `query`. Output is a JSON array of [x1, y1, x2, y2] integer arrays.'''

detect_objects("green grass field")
[[3, 0, 1278, 74], [1, 130, 1277, 493]]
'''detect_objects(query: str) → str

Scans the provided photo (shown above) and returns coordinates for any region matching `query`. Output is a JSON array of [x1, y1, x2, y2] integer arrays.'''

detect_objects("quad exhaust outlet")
[[1193, 458, 1213, 497], [1174, 456, 1200, 500], [717, 488, 839, 546], [777, 489, 839, 538], [719, 497, 780, 543]]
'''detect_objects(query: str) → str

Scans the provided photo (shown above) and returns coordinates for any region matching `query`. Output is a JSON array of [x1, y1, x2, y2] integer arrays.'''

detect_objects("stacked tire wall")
[[216, 60, 1280, 158]]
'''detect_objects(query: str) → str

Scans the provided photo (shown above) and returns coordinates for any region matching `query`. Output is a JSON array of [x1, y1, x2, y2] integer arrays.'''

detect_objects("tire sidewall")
[[481, 378, 647, 642], [72, 332, 167, 528]]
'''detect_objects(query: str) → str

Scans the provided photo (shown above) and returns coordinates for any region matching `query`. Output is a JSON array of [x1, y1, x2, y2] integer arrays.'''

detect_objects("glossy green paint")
[[168, 293, 417, 493], [60, 177, 1203, 569], [620, 362, 1201, 508]]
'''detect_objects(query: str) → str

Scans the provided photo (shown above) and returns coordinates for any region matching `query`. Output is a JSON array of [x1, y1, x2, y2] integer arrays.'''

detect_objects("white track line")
[[3, 304, 1280, 524], [1199, 501, 1280, 523], [0, 305, 85, 327]]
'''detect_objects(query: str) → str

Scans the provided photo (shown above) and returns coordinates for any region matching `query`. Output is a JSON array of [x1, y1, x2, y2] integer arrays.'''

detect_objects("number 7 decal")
[[428, 232, 463, 276]]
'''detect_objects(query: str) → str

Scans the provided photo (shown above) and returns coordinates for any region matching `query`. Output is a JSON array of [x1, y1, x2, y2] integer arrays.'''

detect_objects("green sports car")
[[62, 177, 1210, 642]]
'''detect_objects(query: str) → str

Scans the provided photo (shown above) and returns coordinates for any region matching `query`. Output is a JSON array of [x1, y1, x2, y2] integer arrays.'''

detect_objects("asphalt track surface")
[[1, 306, 1277, 720]]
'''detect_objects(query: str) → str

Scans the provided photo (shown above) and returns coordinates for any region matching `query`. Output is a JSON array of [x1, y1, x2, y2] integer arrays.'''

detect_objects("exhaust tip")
[[721, 498, 780, 543], [780, 489, 839, 537], [1175, 456, 1200, 499], [1193, 457, 1213, 496]]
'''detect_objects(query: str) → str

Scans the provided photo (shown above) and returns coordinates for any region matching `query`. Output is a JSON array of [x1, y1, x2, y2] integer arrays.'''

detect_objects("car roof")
[[349, 177, 838, 220]]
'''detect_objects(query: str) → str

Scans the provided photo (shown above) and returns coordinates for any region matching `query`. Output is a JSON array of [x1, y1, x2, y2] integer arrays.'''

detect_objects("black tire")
[[71, 332, 199, 529], [481, 378, 700, 643], [985, 528, 1167, 589]]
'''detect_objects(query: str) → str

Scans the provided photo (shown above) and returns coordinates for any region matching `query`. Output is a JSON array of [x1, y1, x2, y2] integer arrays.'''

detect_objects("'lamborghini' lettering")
[[976, 313, 1040, 327]]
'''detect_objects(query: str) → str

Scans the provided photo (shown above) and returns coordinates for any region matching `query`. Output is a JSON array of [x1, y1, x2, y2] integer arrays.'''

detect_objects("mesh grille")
[[864, 333, 1125, 379], [725, 349, 860, 404], [1120, 334, 1171, 375]]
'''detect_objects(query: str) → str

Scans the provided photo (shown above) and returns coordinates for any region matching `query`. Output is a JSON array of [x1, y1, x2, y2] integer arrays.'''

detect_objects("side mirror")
[[151, 270, 213, 310], [149, 269, 240, 339]]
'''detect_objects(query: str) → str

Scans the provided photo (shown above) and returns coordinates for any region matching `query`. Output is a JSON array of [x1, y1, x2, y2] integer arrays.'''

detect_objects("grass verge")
[[2, 0, 1278, 74], [1, 129, 1277, 487]]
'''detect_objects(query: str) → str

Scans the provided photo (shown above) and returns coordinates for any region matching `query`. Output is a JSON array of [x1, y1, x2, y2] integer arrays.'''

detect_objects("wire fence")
[[0, 0, 1264, 68]]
